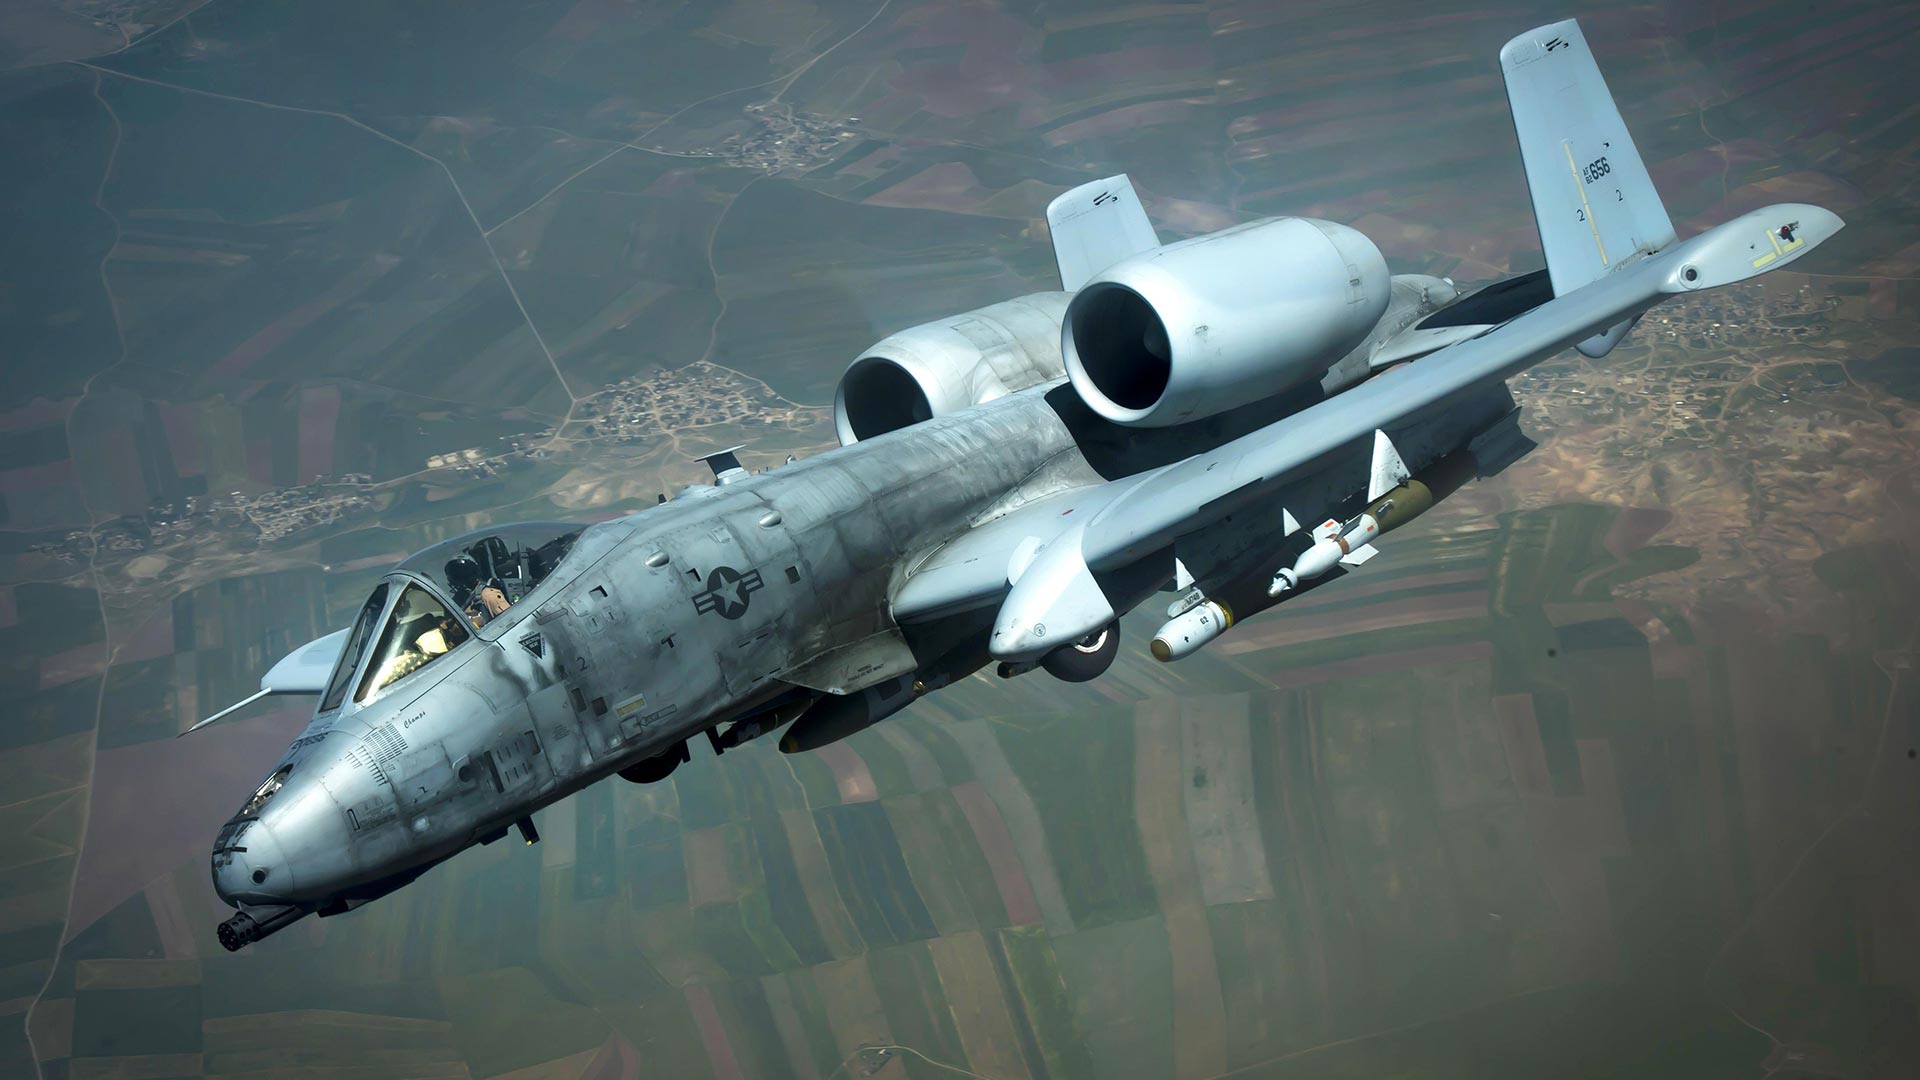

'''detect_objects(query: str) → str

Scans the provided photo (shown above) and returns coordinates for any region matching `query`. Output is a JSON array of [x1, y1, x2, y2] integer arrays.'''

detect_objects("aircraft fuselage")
[[209, 383, 1077, 943]]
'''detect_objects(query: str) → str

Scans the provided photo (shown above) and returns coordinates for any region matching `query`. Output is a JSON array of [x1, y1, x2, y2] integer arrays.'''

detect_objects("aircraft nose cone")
[[211, 819, 289, 908]]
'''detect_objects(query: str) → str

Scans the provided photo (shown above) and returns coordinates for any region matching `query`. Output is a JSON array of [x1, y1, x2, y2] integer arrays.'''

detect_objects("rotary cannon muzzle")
[[216, 905, 304, 951]]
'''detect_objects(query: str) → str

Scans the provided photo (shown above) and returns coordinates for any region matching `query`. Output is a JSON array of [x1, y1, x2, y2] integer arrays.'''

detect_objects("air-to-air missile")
[[186, 20, 1843, 949]]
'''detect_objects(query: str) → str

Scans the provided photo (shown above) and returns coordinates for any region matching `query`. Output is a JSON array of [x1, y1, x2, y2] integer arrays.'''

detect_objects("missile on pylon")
[[1152, 447, 1479, 662], [1149, 599, 1233, 661], [1270, 523, 1375, 595], [1270, 446, 1476, 595]]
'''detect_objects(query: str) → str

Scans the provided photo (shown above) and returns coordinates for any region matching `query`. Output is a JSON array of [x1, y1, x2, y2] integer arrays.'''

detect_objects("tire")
[[1040, 623, 1119, 683]]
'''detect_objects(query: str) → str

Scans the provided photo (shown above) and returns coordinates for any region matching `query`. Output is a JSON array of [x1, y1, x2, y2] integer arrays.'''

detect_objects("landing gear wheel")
[[1040, 623, 1119, 683]]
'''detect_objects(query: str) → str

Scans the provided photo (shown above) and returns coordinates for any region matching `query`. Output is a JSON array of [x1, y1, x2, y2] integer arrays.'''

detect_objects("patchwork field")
[[3, 0, 1918, 1077]]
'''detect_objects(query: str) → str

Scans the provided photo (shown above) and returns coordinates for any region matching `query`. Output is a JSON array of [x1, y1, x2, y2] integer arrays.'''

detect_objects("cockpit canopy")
[[360, 583, 469, 701], [317, 522, 587, 713], [397, 522, 586, 627]]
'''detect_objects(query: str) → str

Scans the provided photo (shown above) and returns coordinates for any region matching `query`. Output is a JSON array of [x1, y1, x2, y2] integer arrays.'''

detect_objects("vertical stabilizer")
[[1046, 174, 1160, 291], [1501, 19, 1676, 357]]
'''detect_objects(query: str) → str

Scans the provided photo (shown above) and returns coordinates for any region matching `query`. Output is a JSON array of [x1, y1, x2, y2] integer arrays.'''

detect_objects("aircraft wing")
[[1072, 246, 1664, 569], [893, 476, 1148, 623], [895, 202, 1842, 645]]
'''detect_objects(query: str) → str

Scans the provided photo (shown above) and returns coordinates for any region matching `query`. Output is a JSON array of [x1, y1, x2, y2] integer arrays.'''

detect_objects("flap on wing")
[[1046, 174, 1159, 291], [261, 627, 350, 694]]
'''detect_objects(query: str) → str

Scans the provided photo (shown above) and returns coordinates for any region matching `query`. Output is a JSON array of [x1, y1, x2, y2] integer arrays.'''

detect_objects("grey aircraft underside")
[[190, 20, 1843, 950]]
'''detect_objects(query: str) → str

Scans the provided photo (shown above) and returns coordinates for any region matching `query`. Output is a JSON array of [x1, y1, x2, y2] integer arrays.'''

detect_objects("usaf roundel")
[[692, 566, 764, 620]]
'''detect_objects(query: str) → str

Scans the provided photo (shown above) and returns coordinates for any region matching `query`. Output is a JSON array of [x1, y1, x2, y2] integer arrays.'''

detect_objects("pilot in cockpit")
[[446, 554, 511, 628], [360, 585, 469, 699]]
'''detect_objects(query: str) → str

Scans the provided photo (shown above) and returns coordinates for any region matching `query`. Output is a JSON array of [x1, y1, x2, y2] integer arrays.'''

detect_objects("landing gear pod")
[[1040, 623, 1120, 682]]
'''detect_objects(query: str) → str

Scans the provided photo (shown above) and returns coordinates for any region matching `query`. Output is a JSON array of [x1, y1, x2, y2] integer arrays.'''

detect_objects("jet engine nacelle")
[[1062, 217, 1389, 427], [834, 292, 1070, 445]]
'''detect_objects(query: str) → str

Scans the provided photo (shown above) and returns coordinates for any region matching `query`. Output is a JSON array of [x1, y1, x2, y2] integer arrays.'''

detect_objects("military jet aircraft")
[[192, 19, 1842, 950]]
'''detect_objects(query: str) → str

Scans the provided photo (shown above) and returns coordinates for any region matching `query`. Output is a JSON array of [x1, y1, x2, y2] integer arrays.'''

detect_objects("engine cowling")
[[833, 293, 1069, 445], [1062, 217, 1389, 427]]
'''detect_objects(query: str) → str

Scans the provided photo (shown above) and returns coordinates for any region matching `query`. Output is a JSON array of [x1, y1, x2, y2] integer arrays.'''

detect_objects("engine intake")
[[834, 293, 1069, 445], [1067, 284, 1172, 412], [1063, 217, 1389, 426]]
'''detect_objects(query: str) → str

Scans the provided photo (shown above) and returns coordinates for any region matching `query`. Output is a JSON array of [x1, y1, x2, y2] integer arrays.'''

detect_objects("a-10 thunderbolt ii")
[[191, 19, 1842, 950]]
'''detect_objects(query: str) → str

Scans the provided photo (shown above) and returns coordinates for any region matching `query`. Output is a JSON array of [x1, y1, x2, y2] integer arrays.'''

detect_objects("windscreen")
[[319, 583, 388, 713], [357, 583, 470, 702]]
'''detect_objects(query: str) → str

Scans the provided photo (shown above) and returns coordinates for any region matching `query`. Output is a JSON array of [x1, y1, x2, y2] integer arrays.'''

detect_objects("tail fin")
[[1046, 175, 1160, 291], [1501, 19, 1675, 355]]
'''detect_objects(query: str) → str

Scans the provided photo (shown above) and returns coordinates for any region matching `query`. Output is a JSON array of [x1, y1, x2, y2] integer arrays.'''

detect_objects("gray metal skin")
[[208, 271, 1452, 947], [207, 18, 1847, 950], [207, 391, 1049, 921]]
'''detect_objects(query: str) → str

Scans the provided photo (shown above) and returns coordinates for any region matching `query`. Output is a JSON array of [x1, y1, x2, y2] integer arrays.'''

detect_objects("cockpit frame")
[[352, 580, 471, 706], [396, 522, 586, 632], [312, 522, 591, 717]]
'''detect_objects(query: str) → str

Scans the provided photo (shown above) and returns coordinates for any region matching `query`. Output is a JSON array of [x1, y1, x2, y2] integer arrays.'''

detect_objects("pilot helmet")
[[444, 555, 482, 600]]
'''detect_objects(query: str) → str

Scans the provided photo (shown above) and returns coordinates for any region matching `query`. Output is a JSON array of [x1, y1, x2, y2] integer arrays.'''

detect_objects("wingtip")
[[1499, 17, 1582, 66]]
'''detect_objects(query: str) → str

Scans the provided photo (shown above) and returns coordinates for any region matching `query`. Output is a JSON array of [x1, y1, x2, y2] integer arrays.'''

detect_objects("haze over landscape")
[[2, 1, 1917, 1077]]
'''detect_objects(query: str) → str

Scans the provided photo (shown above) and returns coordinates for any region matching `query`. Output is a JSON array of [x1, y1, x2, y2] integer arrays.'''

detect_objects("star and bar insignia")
[[692, 566, 764, 620]]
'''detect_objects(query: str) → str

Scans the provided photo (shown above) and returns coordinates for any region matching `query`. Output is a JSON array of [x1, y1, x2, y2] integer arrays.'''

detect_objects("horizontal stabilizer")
[[1046, 175, 1159, 291], [1339, 544, 1378, 568]]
